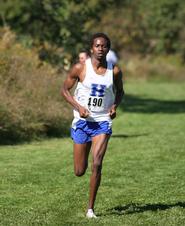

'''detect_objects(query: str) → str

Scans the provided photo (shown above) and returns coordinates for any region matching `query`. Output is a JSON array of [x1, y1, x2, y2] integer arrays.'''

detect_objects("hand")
[[78, 106, 90, 118], [109, 104, 117, 119]]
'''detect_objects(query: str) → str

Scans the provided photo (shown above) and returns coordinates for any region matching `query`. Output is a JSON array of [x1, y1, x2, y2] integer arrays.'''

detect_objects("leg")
[[88, 134, 110, 210], [73, 142, 91, 176]]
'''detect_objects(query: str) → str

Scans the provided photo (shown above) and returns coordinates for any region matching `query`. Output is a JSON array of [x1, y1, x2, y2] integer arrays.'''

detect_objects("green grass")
[[0, 81, 185, 226]]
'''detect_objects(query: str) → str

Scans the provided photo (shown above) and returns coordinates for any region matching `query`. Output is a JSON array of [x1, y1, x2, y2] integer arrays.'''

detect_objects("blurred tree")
[[140, 0, 185, 55], [0, 0, 122, 60], [0, 0, 184, 62], [87, 0, 185, 60]]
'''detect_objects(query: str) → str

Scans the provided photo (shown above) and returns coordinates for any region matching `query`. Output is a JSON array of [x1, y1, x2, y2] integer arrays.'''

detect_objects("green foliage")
[[87, 0, 185, 60], [0, 0, 119, 59], [139, 0, 185, 55], [1, 0, 185, 60]]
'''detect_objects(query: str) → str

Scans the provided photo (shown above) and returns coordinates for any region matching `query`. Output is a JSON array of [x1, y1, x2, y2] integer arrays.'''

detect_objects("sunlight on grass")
[[0, 82, 185, 226]]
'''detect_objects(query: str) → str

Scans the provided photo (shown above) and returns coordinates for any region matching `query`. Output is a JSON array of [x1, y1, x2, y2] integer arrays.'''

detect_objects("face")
[[79, 52, 88, 64], [91, 37, 109, 60]]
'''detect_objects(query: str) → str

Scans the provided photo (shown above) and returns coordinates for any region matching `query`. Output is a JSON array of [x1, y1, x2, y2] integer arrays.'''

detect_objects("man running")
[[61, 33, 124, 218]]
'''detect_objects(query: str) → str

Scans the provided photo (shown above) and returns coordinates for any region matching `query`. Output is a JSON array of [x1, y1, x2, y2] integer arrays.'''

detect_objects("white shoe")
[[86, 209, 97, 219]]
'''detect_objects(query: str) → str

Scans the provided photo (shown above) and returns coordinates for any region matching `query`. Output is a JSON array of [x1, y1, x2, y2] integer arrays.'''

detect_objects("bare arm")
[[113, 65, 124, 107], [109, 65, 124, 119], [61, 63, 89, 118]]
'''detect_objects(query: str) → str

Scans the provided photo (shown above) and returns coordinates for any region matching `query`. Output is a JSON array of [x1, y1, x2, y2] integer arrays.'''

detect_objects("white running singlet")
[[73, 58, 115, 123]]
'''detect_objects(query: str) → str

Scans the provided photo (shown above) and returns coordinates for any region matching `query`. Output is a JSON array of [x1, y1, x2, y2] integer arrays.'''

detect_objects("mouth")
[[97, 52, 103, 56]]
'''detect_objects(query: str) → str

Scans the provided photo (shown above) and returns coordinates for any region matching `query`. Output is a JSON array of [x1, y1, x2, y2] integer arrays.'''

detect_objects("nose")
[[98, 45, 103, 51]]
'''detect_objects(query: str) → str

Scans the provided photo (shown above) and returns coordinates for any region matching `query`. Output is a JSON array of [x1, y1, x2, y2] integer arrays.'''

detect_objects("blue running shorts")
[[71, 119, 112, 144]]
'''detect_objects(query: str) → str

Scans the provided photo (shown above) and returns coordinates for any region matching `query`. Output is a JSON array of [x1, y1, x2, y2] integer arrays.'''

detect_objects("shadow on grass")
[[0, 129, 70, 145], [102, 202, 185, 216], [111, 133, 149, 138], [121, 94, 185, 113]]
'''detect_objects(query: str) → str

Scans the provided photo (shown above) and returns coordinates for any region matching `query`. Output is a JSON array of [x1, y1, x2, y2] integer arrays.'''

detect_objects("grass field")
[[0, 81, 185, 226]]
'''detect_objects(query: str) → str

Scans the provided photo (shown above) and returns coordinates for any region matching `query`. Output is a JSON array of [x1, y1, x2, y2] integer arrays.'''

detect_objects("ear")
[[90, 49, 93, 53]]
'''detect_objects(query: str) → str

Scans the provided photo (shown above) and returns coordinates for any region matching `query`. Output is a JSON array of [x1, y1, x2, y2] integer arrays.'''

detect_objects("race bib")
[[87, 83, 106, 112]]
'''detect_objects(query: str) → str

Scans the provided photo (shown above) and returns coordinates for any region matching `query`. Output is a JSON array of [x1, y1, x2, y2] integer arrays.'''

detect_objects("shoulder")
[[68, 62, 85, 78], [72, 62, 85, 72]]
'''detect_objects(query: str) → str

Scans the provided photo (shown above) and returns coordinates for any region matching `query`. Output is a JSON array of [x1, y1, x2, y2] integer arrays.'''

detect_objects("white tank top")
[[73, 58, 115, 122]]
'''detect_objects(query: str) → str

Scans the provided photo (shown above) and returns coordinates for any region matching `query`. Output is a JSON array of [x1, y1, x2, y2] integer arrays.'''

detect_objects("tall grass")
[[120, 54, 185, 82], [0, 27, 72, 143]]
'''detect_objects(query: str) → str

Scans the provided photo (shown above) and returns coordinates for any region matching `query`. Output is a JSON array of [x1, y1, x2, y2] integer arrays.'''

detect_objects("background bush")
[[0, 27, 71, 143]]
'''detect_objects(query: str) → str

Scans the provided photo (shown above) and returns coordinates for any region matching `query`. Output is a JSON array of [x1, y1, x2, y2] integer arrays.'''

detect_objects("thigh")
[[71, 120, 92, 168], [73, 142, 91, 169], [91, 134, 110, 164]]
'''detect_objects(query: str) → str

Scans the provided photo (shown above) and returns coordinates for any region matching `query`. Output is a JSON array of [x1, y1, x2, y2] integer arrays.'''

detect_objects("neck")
[[91, 56, 107, 68]]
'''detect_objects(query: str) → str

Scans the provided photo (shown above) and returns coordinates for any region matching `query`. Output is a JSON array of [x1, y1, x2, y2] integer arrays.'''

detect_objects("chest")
[[92, 67, 107, 75]]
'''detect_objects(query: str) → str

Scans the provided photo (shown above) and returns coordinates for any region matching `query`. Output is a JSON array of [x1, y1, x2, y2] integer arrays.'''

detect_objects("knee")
[[74, 164, 87, 177], [75, 169, 85, 177]]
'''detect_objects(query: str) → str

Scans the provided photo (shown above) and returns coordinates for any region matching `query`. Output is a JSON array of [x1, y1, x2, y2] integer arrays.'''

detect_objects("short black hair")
[[90, 33, 111, 49]]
